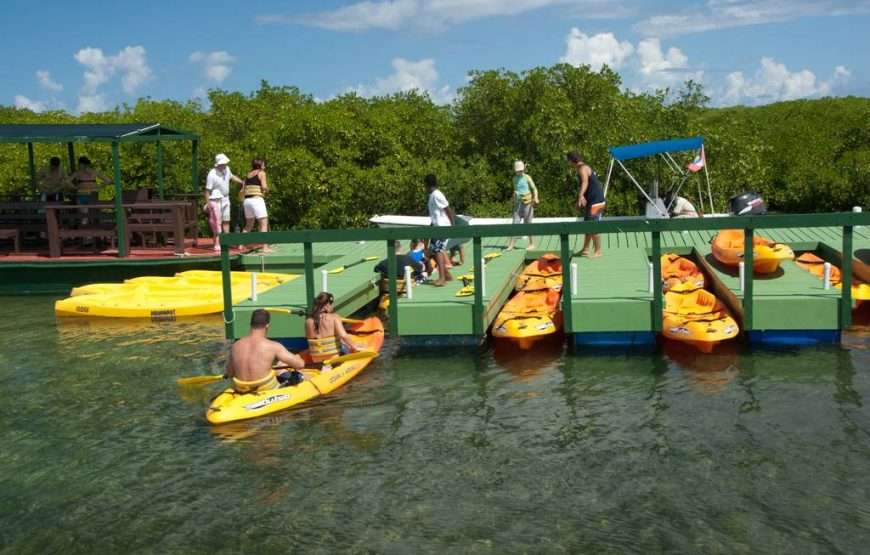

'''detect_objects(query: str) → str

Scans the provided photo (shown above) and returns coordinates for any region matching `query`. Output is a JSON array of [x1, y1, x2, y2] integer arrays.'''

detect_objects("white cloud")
[[36, 70, 63, 92], [190, 51, 236, 84], [14, 95, 48, 112], [73, 45, 153, 112], [350, 57, 453, 104], [720, 57, 844, 105], [560, 28, 634, 70], [635, 0, 870, 38], [635, 37, 703, 89], [259, 0, 631, 31]]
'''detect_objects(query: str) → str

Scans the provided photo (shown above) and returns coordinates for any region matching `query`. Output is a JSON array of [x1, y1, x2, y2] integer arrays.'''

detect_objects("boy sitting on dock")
[[226, 309, 305, 393]]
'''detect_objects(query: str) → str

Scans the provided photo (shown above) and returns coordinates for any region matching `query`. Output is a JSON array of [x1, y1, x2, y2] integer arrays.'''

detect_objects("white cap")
[[513, 160, 525, 172], [214, 153, 230, 166]]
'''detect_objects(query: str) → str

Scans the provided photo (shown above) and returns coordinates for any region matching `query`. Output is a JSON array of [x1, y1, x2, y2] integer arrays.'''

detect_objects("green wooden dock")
[[225, 213, 870, 347]]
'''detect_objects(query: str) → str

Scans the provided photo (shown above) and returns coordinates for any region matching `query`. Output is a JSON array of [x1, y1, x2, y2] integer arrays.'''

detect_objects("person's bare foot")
[[579, 249, 589, 257], [590, 250, 602, 258], [445, 271, 454, 281], [505, 244, 515, 251], [526, 244, 536, 250], [432, 280, 446, 287]]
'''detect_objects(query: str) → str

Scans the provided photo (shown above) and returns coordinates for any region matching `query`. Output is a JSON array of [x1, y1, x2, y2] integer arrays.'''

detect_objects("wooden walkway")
[[231, 225, 869, 342]]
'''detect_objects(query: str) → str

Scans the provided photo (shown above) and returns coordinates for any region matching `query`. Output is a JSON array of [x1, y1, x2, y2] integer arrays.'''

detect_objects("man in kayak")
[[567, 151, 605, 258], [226, 309, 305, 393]]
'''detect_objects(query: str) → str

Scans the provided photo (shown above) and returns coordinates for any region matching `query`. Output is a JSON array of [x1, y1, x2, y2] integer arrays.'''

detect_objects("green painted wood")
[[651, 231, 662, 332], [560, 234, 573, 334], [156, 140, 164, 199], [27, 143, 36, 192], [221, 246, 234, 339], [190, 139, 198, 194], [303, 242, 314, 311], [743, 228, 753, 330], [111, 142, 127, 257], [67, 142, 76, 173], [841, 225, 853, 328], [472, 236, 483, 337], [387, 240, 398, 336]]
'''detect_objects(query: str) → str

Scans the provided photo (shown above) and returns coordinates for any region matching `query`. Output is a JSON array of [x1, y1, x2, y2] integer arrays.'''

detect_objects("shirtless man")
[[225, 309, 305, 393]]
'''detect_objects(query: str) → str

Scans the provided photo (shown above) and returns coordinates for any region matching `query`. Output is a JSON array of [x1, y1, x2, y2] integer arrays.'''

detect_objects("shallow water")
[[2, 297, 870, 553]]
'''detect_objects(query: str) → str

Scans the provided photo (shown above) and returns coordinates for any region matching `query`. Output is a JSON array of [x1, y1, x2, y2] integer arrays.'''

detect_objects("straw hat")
[[513, 160, 525, 172], [214, 153, 230, 166]]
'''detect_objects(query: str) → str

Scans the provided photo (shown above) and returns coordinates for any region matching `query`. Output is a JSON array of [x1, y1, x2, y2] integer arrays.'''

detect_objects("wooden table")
[[45, 201, 192, 258]]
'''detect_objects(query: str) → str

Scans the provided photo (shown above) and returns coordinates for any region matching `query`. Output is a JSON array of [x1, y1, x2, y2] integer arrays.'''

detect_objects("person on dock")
[[205, 153, 245, 252], [241, 158, 273, 253], [305, 292, 362, 362], [226, 309, 305, 393], [567, 151, 605, 258], [667, 193, 699, 218], [37, 156, 70, 202], [506, 160, 539, 251], [425, 173, 454, 286], [374, 240, 426, 281], [70, 156, 111, 204]]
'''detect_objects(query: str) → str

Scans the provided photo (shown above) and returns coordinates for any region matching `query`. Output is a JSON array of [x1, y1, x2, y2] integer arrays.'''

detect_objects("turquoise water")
[[2, 297, 870, 553]]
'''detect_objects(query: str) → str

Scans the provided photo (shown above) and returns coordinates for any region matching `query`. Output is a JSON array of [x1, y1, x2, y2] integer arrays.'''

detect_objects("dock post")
[[387, 239, 399, 336], [111, 141, 127, 257], [321, 269, 328, 294], [738, 262, 745, 292], [251, 272, 258, 301], [27, 142, 36, 193], [647, 261, 654, 294], [404, 266, 413, 300], [560, 234, 573, 335], [570, 262, 578, 297], [472, 236, 483, 337], [651, 231, 662, 332], [221, 244, 234, 339], [304, 242, 315, 311], [841, 225, 853, 328], [743, 228, 754, 330], [823, 262, 832, 290], [480, 258, 487, 297]]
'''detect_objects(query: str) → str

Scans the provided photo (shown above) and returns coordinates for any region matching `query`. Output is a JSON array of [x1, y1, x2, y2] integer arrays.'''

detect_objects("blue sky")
[[4, 0, 868, 113]]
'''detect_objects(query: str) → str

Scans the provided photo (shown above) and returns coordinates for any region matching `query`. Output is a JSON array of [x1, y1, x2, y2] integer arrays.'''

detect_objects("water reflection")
[[663, 340, 740, 395]]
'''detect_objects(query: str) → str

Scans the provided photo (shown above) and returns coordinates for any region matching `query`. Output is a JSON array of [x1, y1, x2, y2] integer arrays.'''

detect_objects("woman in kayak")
[[305, 292, 362, 362]]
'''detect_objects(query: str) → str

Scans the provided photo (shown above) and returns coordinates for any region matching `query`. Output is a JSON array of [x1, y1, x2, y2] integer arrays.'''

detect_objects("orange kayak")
[[795, 253, 869, 301], [492, 288, 562, 350], [662, 289, 739, 353], [711, 229, 794, 274], [661, 253, 705, 292], [515, 253, 563, 291]]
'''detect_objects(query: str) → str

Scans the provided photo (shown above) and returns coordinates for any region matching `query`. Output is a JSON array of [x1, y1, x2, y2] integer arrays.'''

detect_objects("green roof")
[[0, 123, 198, 143]]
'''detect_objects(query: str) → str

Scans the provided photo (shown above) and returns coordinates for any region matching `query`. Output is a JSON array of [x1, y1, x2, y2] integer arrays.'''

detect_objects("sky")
[[3, 0, 869, 114]]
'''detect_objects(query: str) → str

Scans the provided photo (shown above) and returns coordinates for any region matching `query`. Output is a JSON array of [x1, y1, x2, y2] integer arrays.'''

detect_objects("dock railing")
[[219, 212, 870, 340]]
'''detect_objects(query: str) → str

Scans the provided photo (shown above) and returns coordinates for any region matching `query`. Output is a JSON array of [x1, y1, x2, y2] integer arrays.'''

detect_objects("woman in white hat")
[[204, 153, 245, 252], [506, 160, 539, 251]]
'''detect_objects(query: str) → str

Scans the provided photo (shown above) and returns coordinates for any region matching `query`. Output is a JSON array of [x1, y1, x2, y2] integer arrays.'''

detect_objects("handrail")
[[219, 211, 870, 339]]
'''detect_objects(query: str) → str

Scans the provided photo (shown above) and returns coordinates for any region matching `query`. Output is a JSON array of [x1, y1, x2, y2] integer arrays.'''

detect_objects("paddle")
[[327, 256, 378, 274], [265, 306, 364, 325]]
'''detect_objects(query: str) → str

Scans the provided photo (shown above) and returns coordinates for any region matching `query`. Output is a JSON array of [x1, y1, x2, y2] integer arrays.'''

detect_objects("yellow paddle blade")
[[326, 266, 347, 274], [324, 350, 378, 365], [341, 317, 365, 325], [484, 252, 502, 260], [456, 285, 474, 297], [266, 307, 306, 315], [176, 374, 225, 385], [458, 273, 474, 281]]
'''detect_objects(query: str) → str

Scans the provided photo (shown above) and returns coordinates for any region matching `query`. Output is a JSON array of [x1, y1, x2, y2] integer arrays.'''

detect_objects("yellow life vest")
[[232, 370, 279, 394], [308, 335, 340, 362], [521, 192, 533, 205], [244, 183, 263, 197]]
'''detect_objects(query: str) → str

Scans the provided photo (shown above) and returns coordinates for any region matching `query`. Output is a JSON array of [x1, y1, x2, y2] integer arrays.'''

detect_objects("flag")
[[687, 146, 705, 173]]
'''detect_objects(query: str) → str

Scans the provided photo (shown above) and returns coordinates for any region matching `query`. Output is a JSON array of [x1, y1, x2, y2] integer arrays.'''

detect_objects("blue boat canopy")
[[608, 136, 703, 162]]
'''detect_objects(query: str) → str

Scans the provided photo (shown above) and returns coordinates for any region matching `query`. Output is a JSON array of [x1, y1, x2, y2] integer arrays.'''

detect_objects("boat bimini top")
[[603, 136, 716, 217]]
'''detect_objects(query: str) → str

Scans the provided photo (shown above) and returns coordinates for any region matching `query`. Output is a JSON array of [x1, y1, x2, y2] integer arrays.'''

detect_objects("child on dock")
[[506, 160, 539, 251]]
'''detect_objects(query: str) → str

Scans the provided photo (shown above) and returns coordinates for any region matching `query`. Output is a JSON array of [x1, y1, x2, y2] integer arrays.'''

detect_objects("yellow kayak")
[[56, 271, 297, 319], [207, 318, 385, 424], [662, 289, 739, 353], [711, 229, 794, 274], [493, 255, 563, 349]]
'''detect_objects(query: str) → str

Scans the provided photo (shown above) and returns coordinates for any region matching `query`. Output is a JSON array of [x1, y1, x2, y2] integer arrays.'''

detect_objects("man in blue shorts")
[[567, 151, 606, 257], [425, 174, 454, 286]]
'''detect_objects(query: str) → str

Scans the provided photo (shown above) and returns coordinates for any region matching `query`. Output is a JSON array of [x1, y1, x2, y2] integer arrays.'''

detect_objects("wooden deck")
[[230, 225, 870, 344]]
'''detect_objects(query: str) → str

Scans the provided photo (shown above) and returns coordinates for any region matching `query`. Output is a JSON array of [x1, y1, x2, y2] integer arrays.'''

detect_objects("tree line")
[[1, 63, 868, 229]]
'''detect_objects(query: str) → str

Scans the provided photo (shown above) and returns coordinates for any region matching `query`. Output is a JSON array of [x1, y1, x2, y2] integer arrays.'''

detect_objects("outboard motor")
[[729, 192, 767, 216]]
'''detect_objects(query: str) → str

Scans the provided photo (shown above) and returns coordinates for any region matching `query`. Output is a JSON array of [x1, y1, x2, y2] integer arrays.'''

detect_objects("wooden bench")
[[0, 229, 21, 252], [45, 204, 127, 258], [125, 201, 190, 254]]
